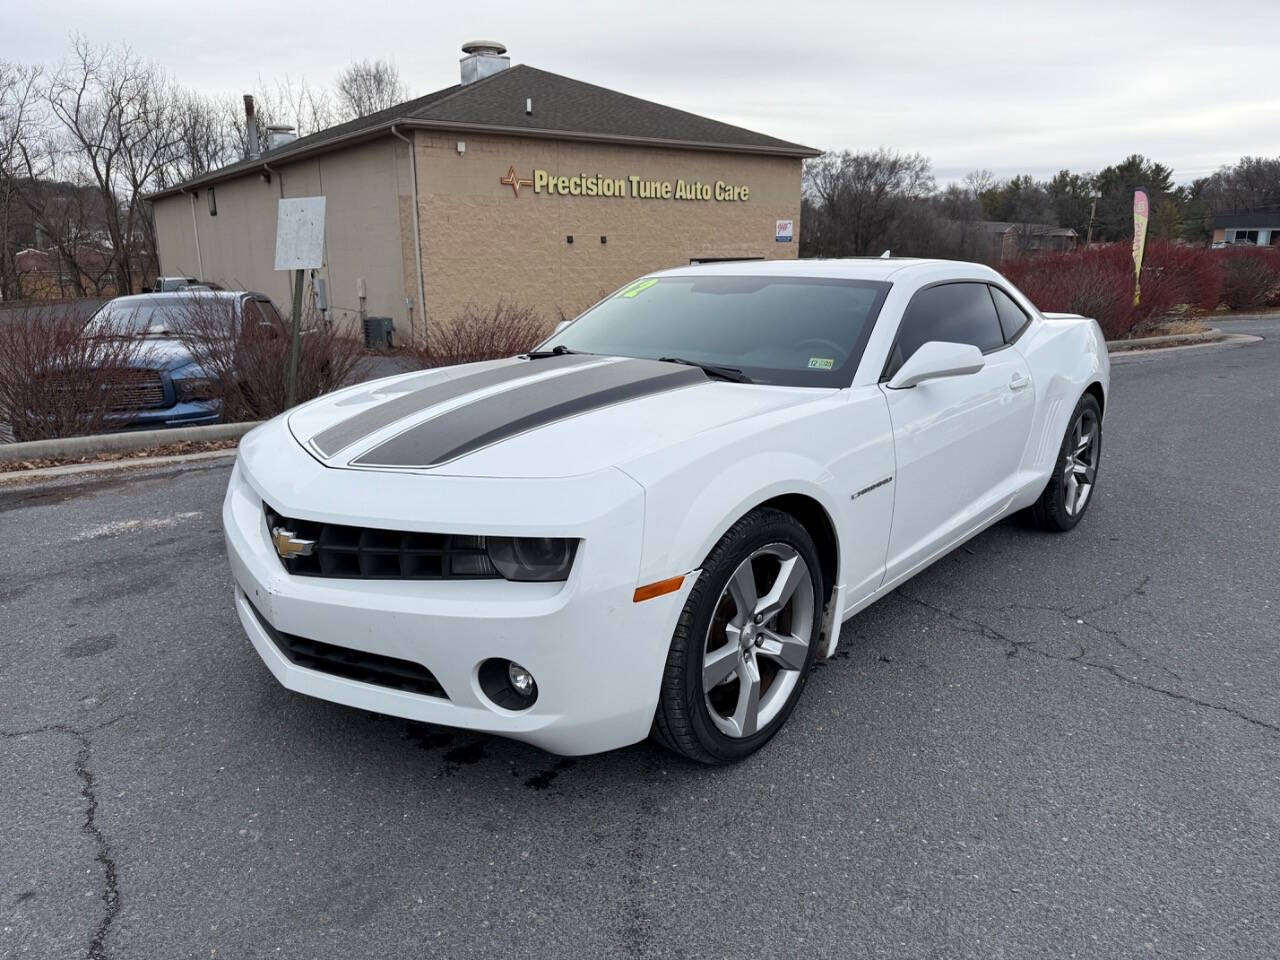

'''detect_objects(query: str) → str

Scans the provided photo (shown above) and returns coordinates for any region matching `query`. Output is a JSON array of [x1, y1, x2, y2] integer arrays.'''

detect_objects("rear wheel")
[[1027, 392, 1102, 532], [651, 508, 823, 764]]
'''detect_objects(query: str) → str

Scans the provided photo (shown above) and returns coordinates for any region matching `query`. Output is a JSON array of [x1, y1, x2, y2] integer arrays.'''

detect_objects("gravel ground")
[[1, 316, 1277, 959]]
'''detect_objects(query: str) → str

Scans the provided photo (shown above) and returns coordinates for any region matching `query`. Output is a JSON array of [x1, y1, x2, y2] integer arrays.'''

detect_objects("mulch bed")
[[0, 438, 239, 473]]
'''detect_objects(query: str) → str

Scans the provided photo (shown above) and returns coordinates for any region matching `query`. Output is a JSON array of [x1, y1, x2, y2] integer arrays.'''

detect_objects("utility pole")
[[1086, 191, 1102, 245]]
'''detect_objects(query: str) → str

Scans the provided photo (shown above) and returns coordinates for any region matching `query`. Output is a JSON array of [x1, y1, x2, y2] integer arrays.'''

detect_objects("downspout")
[[184, 188, 204, 279], [263, 162, 284, 198], [390, 124, 426, 345]]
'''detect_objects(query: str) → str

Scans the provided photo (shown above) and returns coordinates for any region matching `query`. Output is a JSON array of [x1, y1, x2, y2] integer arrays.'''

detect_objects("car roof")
[[105, 291, 262, 307], [652, 257, 1000, 283]]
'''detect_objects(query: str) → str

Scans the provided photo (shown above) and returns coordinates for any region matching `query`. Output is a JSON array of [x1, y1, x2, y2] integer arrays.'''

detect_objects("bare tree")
[[44, 36, 182, 293], [335, 59, 407, 119], [963, 168, 996, 201], [0, 60, 43, 299], [802, 149, 934, 256], [226, 75, 334, 158]]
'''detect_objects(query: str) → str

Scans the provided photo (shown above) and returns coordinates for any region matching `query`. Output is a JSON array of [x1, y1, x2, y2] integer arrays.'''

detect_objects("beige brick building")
[[149, 43, 817, 342]]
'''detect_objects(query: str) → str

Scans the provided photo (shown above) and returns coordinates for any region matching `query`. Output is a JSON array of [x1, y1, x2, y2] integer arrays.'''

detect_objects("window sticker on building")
[[807, 357, 834, 370], [776, 219, 794, 243]]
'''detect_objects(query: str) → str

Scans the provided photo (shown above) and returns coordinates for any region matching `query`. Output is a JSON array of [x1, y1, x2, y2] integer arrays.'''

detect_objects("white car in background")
[[223, 258, 1109, 763]]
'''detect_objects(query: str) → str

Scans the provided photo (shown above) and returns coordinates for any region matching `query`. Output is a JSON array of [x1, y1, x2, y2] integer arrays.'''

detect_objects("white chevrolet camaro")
[[223, 258, 1109, 763]]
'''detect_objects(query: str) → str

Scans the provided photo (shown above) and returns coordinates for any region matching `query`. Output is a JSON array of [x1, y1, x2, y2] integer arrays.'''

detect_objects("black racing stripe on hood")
[[309, 353, 595, 458], [352, 358, 706, 468]]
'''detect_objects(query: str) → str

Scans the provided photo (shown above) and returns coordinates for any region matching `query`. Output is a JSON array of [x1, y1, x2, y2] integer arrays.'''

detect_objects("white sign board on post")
[[274, 197, 326, 270]]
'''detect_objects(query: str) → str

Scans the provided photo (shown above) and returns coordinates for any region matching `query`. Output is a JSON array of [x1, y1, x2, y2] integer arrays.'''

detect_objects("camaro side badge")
[[851, 476, 893, 500], [271, 527, 317, 559]]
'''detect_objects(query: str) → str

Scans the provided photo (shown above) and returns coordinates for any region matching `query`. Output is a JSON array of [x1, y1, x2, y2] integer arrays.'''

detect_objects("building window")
[[1232, 229, 1258, 244], [208, 187, 217, 217]]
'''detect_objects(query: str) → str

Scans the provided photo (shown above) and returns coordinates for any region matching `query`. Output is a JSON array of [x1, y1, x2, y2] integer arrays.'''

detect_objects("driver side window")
[[883, 282, 1005, 379]]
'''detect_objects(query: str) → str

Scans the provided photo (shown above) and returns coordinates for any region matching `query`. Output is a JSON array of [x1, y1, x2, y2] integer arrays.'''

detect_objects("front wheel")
[[651, 508, 823, 764], [1026, 391, 1102, 532]]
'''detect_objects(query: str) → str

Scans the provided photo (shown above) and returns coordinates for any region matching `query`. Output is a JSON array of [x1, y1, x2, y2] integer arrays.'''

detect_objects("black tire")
[[651, 507, 824, 765], [1026, 391, 1103, 532]]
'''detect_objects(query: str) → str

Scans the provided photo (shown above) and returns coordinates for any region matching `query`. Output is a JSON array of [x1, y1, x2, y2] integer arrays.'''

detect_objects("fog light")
[[508, 662, 536, 697], [478, 658, 539, 710]]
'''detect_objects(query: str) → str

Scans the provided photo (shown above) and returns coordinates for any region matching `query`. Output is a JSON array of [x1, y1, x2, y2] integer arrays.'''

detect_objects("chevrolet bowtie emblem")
[[271, 526, 316, 559], [500, 165, 533, 197]]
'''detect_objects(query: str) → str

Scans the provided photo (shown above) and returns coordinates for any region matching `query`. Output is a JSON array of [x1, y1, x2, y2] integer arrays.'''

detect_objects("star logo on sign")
[[500, 166, 533, 197]]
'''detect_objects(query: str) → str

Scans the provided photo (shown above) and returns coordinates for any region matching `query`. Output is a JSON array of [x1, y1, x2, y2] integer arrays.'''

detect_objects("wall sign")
[[501, 166, 750, 202], [775, 219, 794, 243]]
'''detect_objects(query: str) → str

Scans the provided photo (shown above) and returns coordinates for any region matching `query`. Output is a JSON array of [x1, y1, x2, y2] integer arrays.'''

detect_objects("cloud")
[[12, 0, 1279, 183]]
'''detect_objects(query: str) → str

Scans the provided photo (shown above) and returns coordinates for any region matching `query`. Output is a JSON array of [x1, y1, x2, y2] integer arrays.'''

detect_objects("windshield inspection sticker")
[[807, 357, 835, 370], [617, 278, 659, 299]]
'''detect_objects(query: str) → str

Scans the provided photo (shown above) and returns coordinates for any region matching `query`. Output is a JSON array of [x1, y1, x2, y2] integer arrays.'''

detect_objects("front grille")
[[245, 595, 448, 699], [263, 503, 500, 580], [47, 368, 167, 410]]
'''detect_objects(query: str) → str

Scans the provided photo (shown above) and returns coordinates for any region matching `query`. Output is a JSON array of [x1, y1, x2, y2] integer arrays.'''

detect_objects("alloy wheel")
[[1063, 407, 1100, 517], [701, 543, 815, 739]]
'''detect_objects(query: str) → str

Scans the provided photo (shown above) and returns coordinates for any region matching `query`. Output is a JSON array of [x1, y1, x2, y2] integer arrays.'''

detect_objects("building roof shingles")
[[152, 65, 818, 199]]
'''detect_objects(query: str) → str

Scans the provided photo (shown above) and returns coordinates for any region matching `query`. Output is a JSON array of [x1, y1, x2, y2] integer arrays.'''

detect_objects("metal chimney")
[[243, 95, 259, 159], [459, 41, 510, 85], [266, 124, 298, 151]]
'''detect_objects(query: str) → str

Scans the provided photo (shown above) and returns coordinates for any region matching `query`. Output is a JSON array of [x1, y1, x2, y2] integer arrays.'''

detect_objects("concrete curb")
[[0, 447, 238, 483], [1107, 328, 1226, 352], [0, 420, 260, 463]]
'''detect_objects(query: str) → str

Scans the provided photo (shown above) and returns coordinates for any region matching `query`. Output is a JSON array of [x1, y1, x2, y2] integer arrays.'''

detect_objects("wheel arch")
[[1084, 380, 1105, 416], [757, 492, 838, 606]]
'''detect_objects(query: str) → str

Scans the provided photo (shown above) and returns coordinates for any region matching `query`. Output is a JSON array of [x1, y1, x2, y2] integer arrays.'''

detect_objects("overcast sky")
[[10, 0, 1279, 183]]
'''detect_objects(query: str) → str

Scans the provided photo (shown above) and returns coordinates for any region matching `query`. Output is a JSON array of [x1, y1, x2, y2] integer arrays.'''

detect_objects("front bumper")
[[222, 420, 693, 755], [106, 399, 221, 431]]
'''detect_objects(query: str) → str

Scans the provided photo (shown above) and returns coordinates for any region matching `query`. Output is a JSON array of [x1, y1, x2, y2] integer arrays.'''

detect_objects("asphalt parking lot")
[[3, 316, 1278, 960]]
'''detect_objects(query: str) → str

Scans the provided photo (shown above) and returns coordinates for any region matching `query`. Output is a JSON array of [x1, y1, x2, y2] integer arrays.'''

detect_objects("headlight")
[[174, 376, 219, 402], [485, 537, 577, 582]]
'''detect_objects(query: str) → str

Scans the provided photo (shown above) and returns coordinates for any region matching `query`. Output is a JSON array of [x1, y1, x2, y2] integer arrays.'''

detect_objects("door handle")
[[1009, 373, 1030, 391]]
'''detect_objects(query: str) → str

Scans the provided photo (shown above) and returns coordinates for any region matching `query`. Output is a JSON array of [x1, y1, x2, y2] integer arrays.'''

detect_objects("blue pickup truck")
[[84, 291, 285, 431]]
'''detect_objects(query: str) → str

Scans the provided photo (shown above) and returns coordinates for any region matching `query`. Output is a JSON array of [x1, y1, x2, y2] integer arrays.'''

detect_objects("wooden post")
[[286, 268, 303, 408]]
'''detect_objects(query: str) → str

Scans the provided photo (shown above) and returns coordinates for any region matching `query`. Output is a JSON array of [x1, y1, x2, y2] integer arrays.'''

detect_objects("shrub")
[[1002, 244, 1182, 338], [1214, 246, 1280, 310], [0, 307, 154, 442], [410, 302, 550, 368], [173, 295, 364, 421], [1145, 242, 1221, 315]]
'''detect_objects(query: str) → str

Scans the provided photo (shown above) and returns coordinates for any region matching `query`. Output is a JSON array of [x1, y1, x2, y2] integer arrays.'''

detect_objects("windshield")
[[540, 275, 891, 387], [87, 297, 233, 337]]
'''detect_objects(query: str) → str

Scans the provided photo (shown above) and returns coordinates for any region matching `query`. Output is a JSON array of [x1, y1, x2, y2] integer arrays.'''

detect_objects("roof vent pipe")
[[243, 95, 259, 160], [266, 124, 297, 151], [459, 41, 510, 85]]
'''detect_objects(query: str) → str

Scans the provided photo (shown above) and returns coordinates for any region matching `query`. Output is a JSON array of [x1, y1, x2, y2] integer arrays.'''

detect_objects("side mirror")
[[886, 341, 985, 390], [552, 319, 572, 335]]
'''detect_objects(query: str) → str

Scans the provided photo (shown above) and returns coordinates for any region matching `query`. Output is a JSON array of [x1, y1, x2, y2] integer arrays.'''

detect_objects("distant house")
[[13, 245, 132, 299], [1210, 213, 1280, 248], [964, 221, 1080, 261]]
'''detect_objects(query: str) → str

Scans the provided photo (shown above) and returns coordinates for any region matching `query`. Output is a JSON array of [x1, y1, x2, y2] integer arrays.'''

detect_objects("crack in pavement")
[[895, 591, 1280, 737], [1, 720, 123, 959]]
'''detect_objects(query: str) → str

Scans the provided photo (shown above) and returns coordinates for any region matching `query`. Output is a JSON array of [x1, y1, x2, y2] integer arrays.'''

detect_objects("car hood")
[[287, 355, 830, 479], [133, 336, 197, 373]]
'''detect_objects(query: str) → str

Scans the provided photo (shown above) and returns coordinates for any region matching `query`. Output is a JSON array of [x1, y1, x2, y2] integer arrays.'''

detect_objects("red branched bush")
[[0, 307, 154, 441], [1146, 242, 1221, 314], [173, 295, 363, 421], [1213, 246, 1280, 310], [409, 302, 551, 368], [1002, 244, 1182, 338]]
